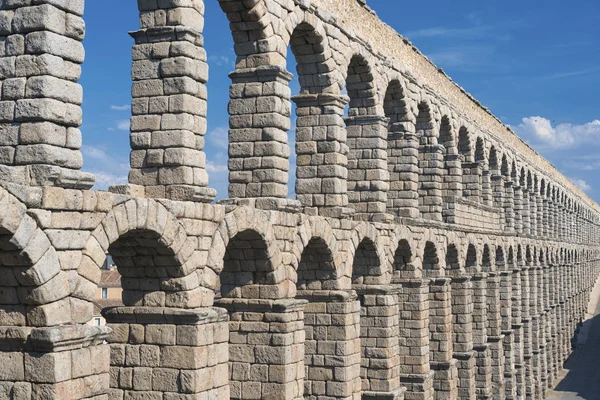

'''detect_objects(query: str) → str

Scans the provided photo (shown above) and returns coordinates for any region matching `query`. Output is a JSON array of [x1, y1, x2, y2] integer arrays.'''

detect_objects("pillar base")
[[363, 387, 407, 400], [103, 306, 229, 399], [399, 371, 435, 400], [0, 324, 111, 400]]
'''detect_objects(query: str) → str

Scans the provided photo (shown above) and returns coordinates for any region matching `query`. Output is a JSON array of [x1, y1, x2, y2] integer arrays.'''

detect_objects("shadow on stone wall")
[[550, 313, 600, 399]]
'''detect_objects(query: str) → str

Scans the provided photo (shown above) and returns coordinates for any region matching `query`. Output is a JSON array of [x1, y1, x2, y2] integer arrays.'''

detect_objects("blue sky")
[[80, 0, 600, 202]]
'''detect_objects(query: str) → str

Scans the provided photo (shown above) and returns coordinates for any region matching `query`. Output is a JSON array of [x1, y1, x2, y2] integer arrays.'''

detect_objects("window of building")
[[102, 288, 108, 299], [94, 318, 101, 326]]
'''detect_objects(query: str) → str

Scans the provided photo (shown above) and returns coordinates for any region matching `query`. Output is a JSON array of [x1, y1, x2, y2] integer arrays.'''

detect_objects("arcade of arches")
[[0, 0, 599, 399]]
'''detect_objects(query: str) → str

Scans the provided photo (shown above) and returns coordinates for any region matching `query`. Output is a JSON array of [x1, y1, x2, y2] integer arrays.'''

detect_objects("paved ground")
[[547, 280, 600, 400]]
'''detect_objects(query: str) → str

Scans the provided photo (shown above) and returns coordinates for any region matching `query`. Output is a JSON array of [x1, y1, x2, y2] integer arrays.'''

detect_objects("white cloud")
[[208, 55, 234, 67], [206, 126, 229, 150], [81, 145, 130, 190], [111, 104, 131, 111], [570, 178, 592, 193], [206, 161, 228, 173], [512, 117, 600, 149], [117, 120, 130, 131], [82, 145, 109, 160], [89, 171, 128, 190]]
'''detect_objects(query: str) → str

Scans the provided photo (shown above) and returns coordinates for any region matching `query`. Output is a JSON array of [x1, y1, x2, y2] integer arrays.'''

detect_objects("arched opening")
[[297, 237, 337, 290], [344, 55, 387, 215], [90, 253, 122, 327], [108, 229, 183, 307], [417, 103, 442, 221], [392, 239, 416, 280], [458, 128, 472, 162], [384, 80, 416, 217], [446, 244, 461, 272], [297, 237, 360, 398], [489, 146, 499, 174], [218, 228, 283, 399], [423, 241, 441, 277], [289, 22, 345, 208], [220, 229, 273, 298], [352, 238, 382, 285], [466, 244, 478, 275], [482, 244, 492, 272], [496, 247, 505, 270], [351, 237, 396, 393]]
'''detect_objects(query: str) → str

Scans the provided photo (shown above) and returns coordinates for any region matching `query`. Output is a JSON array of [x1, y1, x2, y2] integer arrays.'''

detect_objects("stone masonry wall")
[[0, 0, 599, 400]]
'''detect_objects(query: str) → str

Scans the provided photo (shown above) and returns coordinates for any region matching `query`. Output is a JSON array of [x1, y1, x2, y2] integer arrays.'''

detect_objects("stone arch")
[[458, 126, 473, 161], [390, 227, 420, 280], [208, 207, 282, 275], [0, 187, 65, 327], [349, 223, 388, 285], [345, 52, 378, 116], [218, 0, 272, 69], [422, 240, 442, 278], [416, 101, 436, 140], [446, 243, 462, 273], [475, 137, 485, 163], [489, 146, 499, 173], [482, 243, 493, 272], [383, 77, 411, 131], [79, 199, 195, 311], [495, 244, 506, 271], [439, 116, 455, 154], [465, 243, 479, 275], [284, 9, 339, 95], [293, 217, 342, 290], [220, 229, 283, 299], [507, 245, 515, 268]]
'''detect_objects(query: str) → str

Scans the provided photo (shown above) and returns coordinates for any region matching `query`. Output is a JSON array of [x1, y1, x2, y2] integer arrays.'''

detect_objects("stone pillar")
[[428, 278, 458, 400], [346, 116, 391, 222], [503, 181, 515, 232], [418, 141, 444, 222], [104, 307, 230, 399], [354, 285, 406, 400], [442, 154, 463, 224], [534, 192, 542, 237], [461, 162, 482, 203], [294, 94, 352, 218], [481, 166, 493, 207], [296, 290, 362, 400], [397, 280, 434, 400], [542, 198, 549, 239], [547, 262, 559, 384], [530, 265, 542, 399], [522, 188, 530, 235], [388, 130, 420, 219], [513, 185, 523, 234], [486, 270, 504, 399], [449, 274, 476, 400], [511, 263, 525, 399], [227, 65, 293, 203], [471, 273, 491, 399], [215, 298, 306, 399], [500, 266, 515, 399], [0, 325, 110, 399], [491, 174, 504, 230], [127, 0, 216, 202], [556, 263, 569, 369], [520, 264, 534, 399], [0, 0, 95, 188], [539, 262, 549, 395]]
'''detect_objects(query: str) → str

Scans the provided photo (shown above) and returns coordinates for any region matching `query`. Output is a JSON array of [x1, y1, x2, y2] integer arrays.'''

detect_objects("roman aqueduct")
[[0, 0, 598, 399]]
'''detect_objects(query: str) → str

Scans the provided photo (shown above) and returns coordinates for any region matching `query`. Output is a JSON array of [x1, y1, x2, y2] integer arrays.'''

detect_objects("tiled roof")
[[99, 270, 121, 287]]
